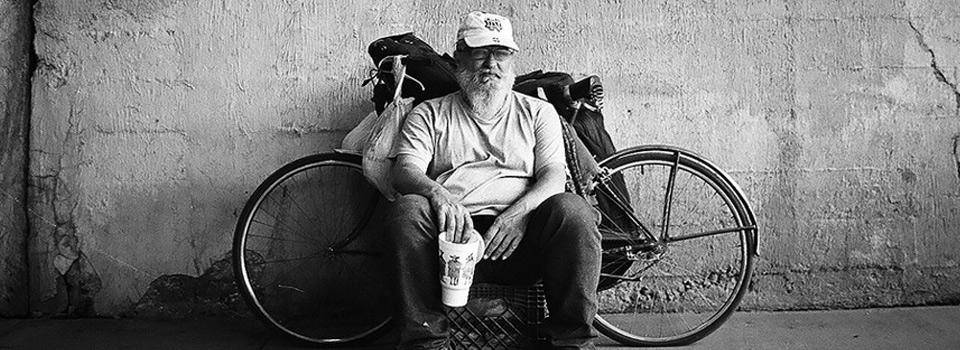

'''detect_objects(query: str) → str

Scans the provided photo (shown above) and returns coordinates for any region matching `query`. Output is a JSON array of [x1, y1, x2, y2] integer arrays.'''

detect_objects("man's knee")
[[383, 194, 430, 224], [534, 193, 602, 247], [384, 194, 435, 247], [386, 194, 432, 219], [540, 193, 599, 225]]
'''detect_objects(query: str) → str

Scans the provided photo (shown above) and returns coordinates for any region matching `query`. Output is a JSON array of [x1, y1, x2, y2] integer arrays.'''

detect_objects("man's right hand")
[[392, 155, 474, 243], [428, 189, 474, 243]]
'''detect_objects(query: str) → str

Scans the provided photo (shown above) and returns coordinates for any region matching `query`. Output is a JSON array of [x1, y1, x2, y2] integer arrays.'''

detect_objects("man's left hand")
[[483, 213, 527, 260]]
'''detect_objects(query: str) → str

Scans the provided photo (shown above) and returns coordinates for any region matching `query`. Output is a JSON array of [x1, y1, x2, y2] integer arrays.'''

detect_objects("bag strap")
[[560, 118, 586, 196], [390, 56, 407, 102]]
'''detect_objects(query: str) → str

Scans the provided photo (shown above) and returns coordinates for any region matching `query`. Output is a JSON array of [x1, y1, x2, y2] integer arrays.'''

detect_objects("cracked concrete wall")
[[1, 0, 33, 317], [26, 0, 960, 316]]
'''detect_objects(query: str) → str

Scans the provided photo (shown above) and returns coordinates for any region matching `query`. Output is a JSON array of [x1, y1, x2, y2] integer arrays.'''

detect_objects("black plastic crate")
[[446, 283, 547, 349]]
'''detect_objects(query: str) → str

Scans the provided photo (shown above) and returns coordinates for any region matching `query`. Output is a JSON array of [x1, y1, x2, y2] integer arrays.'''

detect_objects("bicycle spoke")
[[257, 200, 326, 246], [334, 249, 382, 256], [329, 193, 380, 250], [261, 166, 363, 247], [650, 259, 720, 311], [597, 174, 649, 235], [595, 187, 657, 247], [678, 312, 693, 334], [659, 254, 711, 278], [599, 272, 643, 281], [658, 298, 666, 337], [247, 231, 326, 246], [286, 193, 330, 240], [250, 209, 323, 246], [598, 216, 640, 243], [264, 188, 328, 243], [257, 190, 370, 250], [598, 221, 641, 248], [250, 254, 330, 265]]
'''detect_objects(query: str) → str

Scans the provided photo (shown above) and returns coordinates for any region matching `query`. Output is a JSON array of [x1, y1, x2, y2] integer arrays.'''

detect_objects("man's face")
[[455, 46, 517, 94]]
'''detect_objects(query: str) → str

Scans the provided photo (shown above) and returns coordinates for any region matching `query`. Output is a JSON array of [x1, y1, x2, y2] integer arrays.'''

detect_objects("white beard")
[[455, 66, 516, 119]]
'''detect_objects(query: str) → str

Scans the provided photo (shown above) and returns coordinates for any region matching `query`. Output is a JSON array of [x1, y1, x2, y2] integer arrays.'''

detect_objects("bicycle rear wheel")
[[233, 152, 392, 345], [593, 145, 757, 346]]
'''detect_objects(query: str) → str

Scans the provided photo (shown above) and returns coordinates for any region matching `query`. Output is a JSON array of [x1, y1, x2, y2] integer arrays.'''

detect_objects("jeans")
[[383, 192, 601, 349]]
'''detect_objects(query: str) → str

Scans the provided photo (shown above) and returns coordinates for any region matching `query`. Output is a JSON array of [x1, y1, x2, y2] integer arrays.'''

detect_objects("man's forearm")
[[393, 161, 450, 200], [498, 163, 566, 220], [393, 157, 475, 241], [481, 162, 566, 259]]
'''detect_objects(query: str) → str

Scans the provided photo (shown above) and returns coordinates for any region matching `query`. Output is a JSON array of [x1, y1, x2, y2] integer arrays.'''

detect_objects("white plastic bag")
[[362, 96, 413, 201], [361, 56, 413, 201], [341, 110, 378, 152]]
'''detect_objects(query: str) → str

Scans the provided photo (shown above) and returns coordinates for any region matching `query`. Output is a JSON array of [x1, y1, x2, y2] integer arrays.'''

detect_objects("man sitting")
[[383, 11, 601, 349]]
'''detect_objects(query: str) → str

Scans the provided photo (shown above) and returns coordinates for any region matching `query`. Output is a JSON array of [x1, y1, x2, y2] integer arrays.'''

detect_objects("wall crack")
[[907, 19, 960, 114], [954, 135, 960, 185], [29, 90, 102, 316]]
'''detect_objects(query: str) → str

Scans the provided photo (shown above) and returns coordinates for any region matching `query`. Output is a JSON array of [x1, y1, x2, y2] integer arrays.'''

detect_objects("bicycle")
[[232, 56, 759, 347]]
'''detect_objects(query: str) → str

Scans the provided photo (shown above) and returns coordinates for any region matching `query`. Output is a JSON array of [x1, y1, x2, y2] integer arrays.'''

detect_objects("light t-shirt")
[[393, 91, 566, 216]]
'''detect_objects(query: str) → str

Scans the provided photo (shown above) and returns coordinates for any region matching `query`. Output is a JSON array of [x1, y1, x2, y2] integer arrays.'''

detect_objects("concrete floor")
[[1, 306, 958, 349]]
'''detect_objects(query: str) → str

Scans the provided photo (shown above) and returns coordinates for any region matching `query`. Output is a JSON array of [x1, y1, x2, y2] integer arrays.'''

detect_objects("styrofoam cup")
[[438, 230, 485, 307]]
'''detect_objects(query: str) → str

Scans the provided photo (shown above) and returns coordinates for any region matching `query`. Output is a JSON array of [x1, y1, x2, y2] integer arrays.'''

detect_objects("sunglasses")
[[462, 47, 516, 61]]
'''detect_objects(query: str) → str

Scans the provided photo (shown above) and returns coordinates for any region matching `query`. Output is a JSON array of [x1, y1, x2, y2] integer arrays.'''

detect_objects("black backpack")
[[365, 32, 460, 114], [512, 71, 614, 159], [513, 70, 575, 113]]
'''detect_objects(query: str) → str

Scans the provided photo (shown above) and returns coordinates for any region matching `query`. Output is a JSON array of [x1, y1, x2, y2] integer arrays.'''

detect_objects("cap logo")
[[484, 18, 502, 32]]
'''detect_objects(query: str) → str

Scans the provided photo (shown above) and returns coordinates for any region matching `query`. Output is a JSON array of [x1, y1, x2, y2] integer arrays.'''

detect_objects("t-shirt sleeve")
[[391, 103, 434, 172], [533, 103, 566, 173]]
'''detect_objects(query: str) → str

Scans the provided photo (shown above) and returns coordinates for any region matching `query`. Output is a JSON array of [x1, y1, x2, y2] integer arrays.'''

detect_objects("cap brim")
[[463, 34, 519, 51]]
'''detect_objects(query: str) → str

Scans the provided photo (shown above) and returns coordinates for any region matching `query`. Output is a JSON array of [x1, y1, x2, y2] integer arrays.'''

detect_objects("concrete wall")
[[0, 0, 33, 317], [23, 0, 960, 316]]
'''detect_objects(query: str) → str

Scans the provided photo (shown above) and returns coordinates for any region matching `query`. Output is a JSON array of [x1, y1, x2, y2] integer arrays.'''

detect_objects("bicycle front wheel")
[[233, 152, 392, 345], [593, 145, 757, 346]]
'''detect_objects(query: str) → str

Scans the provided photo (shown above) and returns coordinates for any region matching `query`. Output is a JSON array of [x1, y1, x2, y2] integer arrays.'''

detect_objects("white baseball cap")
[[456, 11, 519, 51]]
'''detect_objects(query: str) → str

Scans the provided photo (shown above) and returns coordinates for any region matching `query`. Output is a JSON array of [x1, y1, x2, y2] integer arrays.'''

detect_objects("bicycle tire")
[[592, 145, 757, 346], [232, 151, 393, 346]]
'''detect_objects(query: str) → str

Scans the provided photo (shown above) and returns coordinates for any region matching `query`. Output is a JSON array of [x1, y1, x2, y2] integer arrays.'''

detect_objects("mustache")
[[455, 67, 514, 92], [477, 69, 501, 78]]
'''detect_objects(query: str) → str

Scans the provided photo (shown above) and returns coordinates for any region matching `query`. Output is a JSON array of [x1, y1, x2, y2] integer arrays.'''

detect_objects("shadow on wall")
[[125, 253, 248, 319]]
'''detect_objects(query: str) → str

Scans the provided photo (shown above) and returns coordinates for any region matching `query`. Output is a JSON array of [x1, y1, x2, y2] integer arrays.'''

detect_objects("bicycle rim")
[[593, 146, 755, 346], [233, 153, 392, 345]]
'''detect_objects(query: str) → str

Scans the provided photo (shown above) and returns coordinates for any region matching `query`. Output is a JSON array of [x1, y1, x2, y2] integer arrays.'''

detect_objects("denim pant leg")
[[526, 193, 601, 349], [383, 194, 449, 350]]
